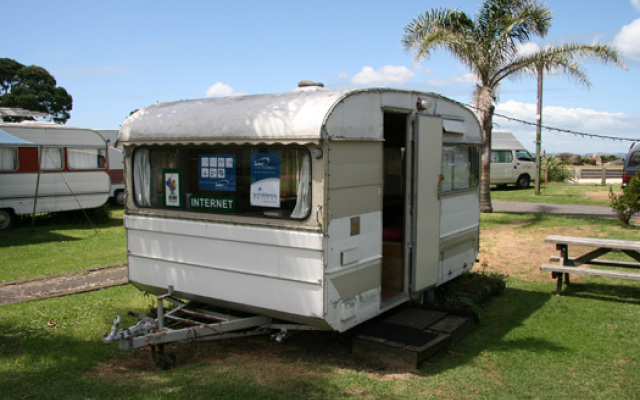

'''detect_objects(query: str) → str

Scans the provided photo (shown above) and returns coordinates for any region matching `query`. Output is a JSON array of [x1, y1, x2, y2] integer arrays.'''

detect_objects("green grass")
[[480, 212, 634, 235], [1, 200, 639, 398], [0, 207, 126, 282], [0, 276, 637, 399], [491, 182, 620, 206]]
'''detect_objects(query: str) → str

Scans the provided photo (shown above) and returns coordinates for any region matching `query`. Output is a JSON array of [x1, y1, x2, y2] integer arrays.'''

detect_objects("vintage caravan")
[[490, 131, 535, 189], [0, 122, 111, 229], [117, 86, 482, 334]]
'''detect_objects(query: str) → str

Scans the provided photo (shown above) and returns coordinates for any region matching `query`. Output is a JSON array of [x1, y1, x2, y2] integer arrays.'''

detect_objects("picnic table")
[[540, 235, 640, 295]]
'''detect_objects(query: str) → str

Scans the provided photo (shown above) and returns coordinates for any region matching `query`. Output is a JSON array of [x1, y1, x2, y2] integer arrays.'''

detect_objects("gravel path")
[[0, 263, 128, 305], [491, 200, 628, 219]]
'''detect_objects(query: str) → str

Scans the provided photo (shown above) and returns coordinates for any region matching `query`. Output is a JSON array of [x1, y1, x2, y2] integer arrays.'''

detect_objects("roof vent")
[[297, 80, 324, 88]]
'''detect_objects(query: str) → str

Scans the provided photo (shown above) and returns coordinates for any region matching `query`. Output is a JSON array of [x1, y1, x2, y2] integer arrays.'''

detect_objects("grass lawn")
[[0, 275, 637, 399], [490, 182, 621, 206], [0, 205, 638, 399], [0, 207, 126, 282]]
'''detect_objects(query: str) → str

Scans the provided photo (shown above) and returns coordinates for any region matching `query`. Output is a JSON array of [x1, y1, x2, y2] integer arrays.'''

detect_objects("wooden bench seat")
[[540, 264, 640, 280], [542, 235, 640, 296]]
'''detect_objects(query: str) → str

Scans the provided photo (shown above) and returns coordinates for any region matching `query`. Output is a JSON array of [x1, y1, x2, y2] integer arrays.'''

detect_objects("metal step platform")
[[352, 307, 476, 368]]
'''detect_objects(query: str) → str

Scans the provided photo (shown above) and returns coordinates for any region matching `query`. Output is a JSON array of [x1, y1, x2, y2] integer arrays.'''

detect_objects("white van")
[[490, 131, 535, 188], [116, 86, 483, 335]]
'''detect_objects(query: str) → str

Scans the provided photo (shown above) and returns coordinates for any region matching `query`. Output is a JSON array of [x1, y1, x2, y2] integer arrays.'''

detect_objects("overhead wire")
[[467, 104, 640, 143]]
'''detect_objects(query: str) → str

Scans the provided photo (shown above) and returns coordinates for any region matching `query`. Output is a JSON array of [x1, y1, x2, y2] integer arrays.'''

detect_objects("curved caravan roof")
[[0, 122, 107, 147], [119, 88, 481, 145]]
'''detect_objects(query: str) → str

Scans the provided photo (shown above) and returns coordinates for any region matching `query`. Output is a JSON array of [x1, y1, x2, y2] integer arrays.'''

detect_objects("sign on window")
[[199, 155, 236, 191], [163, 169, 182, 207], [250, 153, 281, 208]]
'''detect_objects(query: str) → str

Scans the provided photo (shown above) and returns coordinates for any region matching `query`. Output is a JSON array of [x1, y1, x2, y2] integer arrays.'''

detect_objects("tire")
[[0, 209, 15, 231], [516, 174, 530, 189], [110, 190, 126, 207]]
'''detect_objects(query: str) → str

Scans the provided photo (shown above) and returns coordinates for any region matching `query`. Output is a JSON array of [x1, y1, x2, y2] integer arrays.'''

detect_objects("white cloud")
[[613, 18, 640, 61], [205, 82, 245, 97], [452, 73, 477, 83], [632, 0, 640, 11], [516, 42, 541, 57], [425, 72, 476, 87], [351, 65, 415, 85], [495, 100, 640, 153]]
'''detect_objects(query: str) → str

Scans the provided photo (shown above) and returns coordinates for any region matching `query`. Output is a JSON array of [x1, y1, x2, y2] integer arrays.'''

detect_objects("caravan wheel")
[[0, 209, 15, 230]]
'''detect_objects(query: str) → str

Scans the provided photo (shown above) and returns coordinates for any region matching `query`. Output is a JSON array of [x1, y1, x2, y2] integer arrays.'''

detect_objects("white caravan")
[[97, 130, 125, 205], [118, 86, 483, 332], [490, 131, 535, 188], [0, 122, 111, 229]]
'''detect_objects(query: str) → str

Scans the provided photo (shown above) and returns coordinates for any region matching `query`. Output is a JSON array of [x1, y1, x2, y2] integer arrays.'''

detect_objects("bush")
[[568, 154, 583, 165], [556, 152, 573, 163], [543, 156, 576, 182], [609, 176, 640, 225]]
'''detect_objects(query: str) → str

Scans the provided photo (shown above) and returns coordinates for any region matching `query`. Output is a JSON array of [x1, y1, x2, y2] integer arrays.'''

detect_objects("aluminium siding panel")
[[327, 141, 383, 219], [328, 186, 382, 220]]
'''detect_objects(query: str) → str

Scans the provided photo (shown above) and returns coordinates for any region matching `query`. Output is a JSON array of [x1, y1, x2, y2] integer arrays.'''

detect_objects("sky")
[[3, 0, 640, 155]]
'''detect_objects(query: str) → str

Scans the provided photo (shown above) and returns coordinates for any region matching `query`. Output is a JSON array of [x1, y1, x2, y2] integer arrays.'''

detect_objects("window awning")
[[0, 128, 37, 146]]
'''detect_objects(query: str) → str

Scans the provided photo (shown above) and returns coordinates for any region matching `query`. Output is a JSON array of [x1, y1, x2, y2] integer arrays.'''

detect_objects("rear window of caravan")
[[132, 145, 311, 220]]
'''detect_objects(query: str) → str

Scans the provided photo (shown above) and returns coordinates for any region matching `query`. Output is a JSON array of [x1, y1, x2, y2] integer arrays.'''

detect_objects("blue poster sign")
[[250, 153, 281, 207], [199, 155, 236, 191]]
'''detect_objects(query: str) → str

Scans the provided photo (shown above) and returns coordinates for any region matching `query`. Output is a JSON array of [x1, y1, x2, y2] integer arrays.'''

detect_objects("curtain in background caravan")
[[40, 148, 63, 170], [0, 147, 17, 170], [68, 148, 105, 169]]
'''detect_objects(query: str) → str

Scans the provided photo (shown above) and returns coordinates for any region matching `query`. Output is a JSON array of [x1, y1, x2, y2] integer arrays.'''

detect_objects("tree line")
[[0, 58, 72, 123]]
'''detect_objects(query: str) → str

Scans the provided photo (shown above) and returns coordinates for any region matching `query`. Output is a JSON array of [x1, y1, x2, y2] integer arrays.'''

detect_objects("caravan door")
[[411, 115, 442, 293]]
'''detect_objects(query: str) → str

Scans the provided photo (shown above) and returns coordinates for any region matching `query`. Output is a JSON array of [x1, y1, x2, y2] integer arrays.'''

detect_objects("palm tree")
[[402, 0, 625, 212]]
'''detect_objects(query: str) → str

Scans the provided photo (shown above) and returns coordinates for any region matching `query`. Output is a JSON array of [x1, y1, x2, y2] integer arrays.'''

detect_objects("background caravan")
[[0, 122, 111, 230], [97, 129, 125, 206], [117, 87, 483, 334]]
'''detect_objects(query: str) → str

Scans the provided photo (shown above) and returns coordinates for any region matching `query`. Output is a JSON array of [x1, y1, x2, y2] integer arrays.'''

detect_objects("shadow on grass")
[[491, 185, 534, 193], [561, 281, 640, 304], [0, 214, 123, 248], [419, 286, 557, 373], [0, 318, 348, 400]]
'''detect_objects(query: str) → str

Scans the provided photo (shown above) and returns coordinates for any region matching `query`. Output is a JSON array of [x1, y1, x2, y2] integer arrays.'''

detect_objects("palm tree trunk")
[[476, 86, 494, 213]]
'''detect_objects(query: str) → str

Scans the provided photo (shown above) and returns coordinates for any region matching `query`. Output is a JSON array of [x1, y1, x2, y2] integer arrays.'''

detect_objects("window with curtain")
[[0, 147, 18, 170], [68, 148, 106, 169], [41, 148, 63, 170], [132, 145, 311, 220], [441, 144, 480, 193], [490, 150, 513, 163]]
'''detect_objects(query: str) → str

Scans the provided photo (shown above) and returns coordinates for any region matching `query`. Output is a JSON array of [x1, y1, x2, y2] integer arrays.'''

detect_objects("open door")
[[381, 112, 408, 301], [411, 115, 442, 293]]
